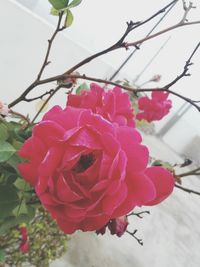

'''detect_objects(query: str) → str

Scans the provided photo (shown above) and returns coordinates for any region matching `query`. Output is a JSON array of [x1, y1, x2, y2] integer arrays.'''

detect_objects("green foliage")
[[1, 208, 68, 267], [65, 9, 74, 27], [68, 0, 82, 8], [49, 0, 69, 10], [0, 141, 16, 163], [0, 119, 34, 235], [0, 186, 19, 219]]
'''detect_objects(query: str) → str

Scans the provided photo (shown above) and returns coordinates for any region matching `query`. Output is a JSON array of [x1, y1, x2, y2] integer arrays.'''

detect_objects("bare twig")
[[8, 1, 200, 110], [164, 41, 200, 89], [37, 11, 65, 80], [52, 71, 200, 112], [127, 211, 150, 218], [175, 184, 200, 196], [31, 85, 62, 123], [8, 12, 65, 108], [126, 230, 143, 245], [175, 166, 200, 178], [25, 89, 54, 102]]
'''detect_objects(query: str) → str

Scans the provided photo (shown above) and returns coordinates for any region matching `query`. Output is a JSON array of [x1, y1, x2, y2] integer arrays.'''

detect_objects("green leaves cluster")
[[49, 0, 82, 27], [0, 208, 68, 266], [0, 119, 35, 236]]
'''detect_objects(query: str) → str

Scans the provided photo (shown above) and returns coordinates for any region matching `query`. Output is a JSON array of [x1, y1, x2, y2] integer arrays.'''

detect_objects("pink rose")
[[136, 91, 172, 122], [67, 83, 135, 127], [18, 86, 174, 234]]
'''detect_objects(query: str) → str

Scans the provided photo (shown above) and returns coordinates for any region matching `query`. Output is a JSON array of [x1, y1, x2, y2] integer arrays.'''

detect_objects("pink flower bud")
[[108, 216, 129, 237], [19, 226, 29, 253]]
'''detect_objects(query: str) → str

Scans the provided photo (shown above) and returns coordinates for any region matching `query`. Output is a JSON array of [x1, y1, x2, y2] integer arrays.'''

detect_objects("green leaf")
[[0, 141, 16, 163], [0, 214, 33, 235], [50, 7, 60, 16], [68, 0, 82, 8], [0, 249, 5, 263], [0, 185, 19, 219], [64, 9, 74, 27], [49, 0, 69, 10], [0, 123, 8, 142]]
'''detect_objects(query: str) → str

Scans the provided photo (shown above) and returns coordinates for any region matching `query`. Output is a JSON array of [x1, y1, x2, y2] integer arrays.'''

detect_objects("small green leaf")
[[65, 9, 74, 27], [0, 123, 8, 141], [49, 0, 69, 10], [50, 7, 60, 16], [76, 82, 89, 94], [14, 178, 31, 191], [68, 0, 82, 8], [0, 185, 19, 219], [0, 141, 16, 163]]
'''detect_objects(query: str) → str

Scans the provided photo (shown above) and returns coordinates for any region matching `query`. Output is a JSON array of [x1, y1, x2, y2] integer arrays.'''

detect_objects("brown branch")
[[25, 89, 54, 102], [126, 230, 143, 245], [8, 12, 65, 108], [52, 72, 200, 112], [127, 211, 150, 218], [37, 11, 65, 80], [175, 166, 200, 178], [31, 85, 62, 123], [64, 0, 179, 75], [127, 1, 200, 48], [175, 184, 200, 196]]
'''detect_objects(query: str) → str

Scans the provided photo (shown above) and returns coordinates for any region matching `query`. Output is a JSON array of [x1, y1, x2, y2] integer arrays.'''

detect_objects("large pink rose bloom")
[[18, 87, 174, 234], [67, 83, 135, 127], [136, 91, 172, 122]]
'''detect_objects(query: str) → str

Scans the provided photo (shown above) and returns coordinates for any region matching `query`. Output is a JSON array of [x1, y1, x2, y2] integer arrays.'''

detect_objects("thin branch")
[[8, 12, 65, 108], [8, 0, 200, 109], [164, 41, 200, 89], [127, 211, 150, 218], [175, 166, 200, 178], [126, 1, 200, 48], [37, 11, 65, 80], [126, 230, 143, 245], [175, 184, 200, 196], [25, 89, 54, 102], [53, 72, 200, 112], [31, 85, 62, 123], [64, 0, 179, 75]]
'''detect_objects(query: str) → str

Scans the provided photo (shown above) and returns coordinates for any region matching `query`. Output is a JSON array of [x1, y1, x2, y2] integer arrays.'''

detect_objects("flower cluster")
[[136, 91, 172, 122], [18, 84, 174, 236]]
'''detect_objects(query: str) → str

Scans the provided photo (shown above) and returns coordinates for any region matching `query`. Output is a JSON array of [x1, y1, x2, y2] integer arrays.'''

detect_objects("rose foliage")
[[18, 84, 174, 235]]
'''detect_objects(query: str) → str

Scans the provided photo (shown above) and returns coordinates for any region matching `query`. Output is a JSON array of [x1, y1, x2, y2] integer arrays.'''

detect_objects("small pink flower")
[[19, 226, 29, 253], [67, 83, 135, 127], [136, 91, 172, 122]]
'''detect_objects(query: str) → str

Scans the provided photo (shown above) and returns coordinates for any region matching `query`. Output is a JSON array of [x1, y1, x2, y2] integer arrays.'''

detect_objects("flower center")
[[74, 153, 95, 173]]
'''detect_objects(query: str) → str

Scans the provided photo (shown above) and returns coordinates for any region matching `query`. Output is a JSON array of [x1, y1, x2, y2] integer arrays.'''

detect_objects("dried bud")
[[58, 71, 80, 88], [108, 216, 129, 237], [150, 75, 161, 83], [0, 101, 9, 116]]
